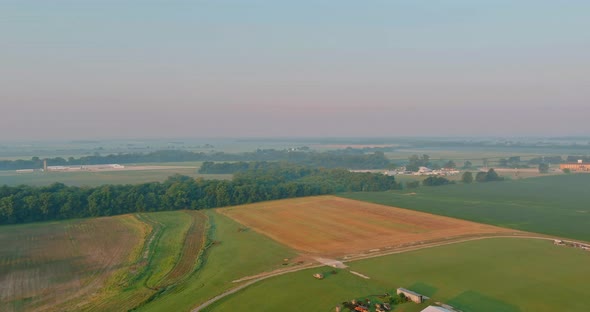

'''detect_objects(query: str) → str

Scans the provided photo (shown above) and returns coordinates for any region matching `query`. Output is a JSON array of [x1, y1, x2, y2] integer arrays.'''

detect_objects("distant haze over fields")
[[1, 1, 589, 140]]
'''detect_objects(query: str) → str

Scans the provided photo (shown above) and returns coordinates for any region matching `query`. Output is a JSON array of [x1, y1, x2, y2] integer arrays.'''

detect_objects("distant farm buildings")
[[560, 160, 590, 172], [16, 163, 126, 173], [383, 167, 460, 176], [45, 164, 125, 172], [16, 169, 36, 173]]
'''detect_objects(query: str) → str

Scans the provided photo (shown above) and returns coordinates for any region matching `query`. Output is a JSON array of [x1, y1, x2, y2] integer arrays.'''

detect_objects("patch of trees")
[[1, 149, 392, 171], [538, 163, 550, 173], [566, 156, 590, 163], [0, 164, 401, 225], [498, 156, 529, 168], [405, 181, 420, 189], [475, 168, 504, 182], [528, 156, 562, 165], [406, 154, 430, 172], [198, 161, 259, 174], [462, 171, 474, 183], [422, 176, 453, 186]]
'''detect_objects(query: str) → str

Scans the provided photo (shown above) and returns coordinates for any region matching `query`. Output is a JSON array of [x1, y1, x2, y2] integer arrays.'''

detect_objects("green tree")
[[476, 171, 488, 182], [462, 171, 474, 183], [444, 160, 456, 169], [476, 168, 503, 182], [406, 154, 430, 172], [422, 176, 451, 186], [538, 163, 549, 173], [486, 168, 501, 181], [405, 181, 420, 189], [0, 196, 15, 224]]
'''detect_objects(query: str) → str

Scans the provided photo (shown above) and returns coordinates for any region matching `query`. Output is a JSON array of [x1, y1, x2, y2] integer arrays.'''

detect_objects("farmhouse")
[[560, 160, 590, 172], [397, 288, 425, 303]]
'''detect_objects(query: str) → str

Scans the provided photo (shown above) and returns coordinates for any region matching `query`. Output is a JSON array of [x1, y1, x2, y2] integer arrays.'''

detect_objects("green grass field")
[[341, 174, 590, 242], [206, 238, 590, 312], [137, 210, 298, 312], [0, 169, 231, 187]]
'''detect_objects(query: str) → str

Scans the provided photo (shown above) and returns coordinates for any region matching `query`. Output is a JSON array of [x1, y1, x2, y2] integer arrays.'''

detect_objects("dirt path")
[[191, 233, 576, 311]]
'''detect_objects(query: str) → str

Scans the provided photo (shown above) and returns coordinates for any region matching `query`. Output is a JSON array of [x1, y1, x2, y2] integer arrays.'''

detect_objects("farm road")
[[191, 234, 575, 311], [314, 257, 348, 269], [191, 263, 323, 312]]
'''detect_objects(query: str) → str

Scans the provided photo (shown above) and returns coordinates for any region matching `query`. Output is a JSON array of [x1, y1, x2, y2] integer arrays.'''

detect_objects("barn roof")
[[420, 306, 454, 312]]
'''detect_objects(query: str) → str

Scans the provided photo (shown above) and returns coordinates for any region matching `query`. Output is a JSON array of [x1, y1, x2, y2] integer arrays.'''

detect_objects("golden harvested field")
[[219, 196, 516, 256]]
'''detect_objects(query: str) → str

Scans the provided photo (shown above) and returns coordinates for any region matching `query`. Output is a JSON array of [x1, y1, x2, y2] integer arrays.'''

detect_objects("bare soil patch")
[[218, 196, 515, 257]]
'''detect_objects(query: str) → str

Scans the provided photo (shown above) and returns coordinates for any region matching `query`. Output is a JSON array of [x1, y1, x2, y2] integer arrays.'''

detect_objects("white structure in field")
[[397, 288, 426, 303], [45, 164, 125, 172], [421, 306, 454, 312]]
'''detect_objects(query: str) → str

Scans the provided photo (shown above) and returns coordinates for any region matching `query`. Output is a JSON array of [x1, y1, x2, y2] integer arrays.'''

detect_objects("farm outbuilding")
[[560, 160, 590, 172], [397, 288, 425, 303], [421, 306, 454, 312]]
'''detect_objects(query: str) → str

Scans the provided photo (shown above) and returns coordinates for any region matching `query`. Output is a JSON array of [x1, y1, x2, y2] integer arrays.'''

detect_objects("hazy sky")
[[1, 1, 589, 140]]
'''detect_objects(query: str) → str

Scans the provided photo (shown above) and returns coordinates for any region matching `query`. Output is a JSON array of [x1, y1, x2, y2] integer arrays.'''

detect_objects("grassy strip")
[[159, 211, 208, 286], [138, 210, 298, 312], [80, 211, 192, 312], [130, 211, 210, 310]]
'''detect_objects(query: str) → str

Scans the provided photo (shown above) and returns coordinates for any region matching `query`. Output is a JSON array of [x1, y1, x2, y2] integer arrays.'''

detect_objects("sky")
[[1, 0, 589, 140]]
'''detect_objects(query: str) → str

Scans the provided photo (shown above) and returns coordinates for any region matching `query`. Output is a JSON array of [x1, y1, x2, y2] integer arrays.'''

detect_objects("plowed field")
[[219, 196, 516, 256], [0, 215, 145, 312]]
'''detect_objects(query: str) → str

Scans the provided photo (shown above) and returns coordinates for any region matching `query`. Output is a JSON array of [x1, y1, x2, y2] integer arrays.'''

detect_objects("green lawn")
[[341, 174, 590, 242], [138, 210, 298, 312], [207, 238, 590, 312]]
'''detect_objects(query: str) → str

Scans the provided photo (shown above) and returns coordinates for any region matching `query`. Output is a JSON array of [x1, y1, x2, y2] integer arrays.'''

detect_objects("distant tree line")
[[475, 169, 504, 182], [0, 149, 392, 171], [405, 154, 431, 172], [566, 156, 590, 163], [397, 139, 590, 150], [461, 169, 504, 184], [422, 176, 453, 186], [527, 156, 563, 165], [0, 163, 401, 225]]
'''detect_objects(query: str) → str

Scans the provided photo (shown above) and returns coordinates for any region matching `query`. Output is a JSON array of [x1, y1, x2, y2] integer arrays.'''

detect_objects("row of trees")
[[0, 163, 401, 225], [422, 176, 453, 186], [0, 150, 392, 171], [461, 169, 504, 183]]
